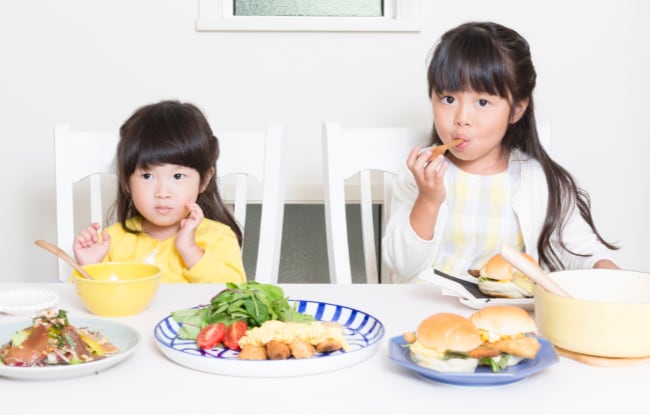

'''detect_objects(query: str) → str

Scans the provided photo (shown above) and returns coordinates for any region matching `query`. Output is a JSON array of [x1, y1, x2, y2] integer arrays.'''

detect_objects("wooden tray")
[[556, 346, 650, 367]]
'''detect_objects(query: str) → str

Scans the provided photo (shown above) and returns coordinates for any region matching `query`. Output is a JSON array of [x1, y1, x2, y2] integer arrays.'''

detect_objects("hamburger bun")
[[477, 253, 536, 299], [469, 306, 541, 367], [409, 313, 482, 373], [470, 305, 538, 337]]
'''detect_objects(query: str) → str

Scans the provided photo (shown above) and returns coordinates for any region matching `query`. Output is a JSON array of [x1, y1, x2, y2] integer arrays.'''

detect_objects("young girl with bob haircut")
[[73, 100, 246, 283], [383, 21, 619, 283]]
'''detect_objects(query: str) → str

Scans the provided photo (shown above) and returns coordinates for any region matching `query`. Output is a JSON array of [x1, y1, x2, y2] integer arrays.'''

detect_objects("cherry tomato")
[[196, 323, 226, 350], [223, 321, 248, 351]]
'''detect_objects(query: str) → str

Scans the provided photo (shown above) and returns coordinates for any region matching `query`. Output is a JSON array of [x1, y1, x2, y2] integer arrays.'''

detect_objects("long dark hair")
[[113, 100, 242, 246], [426, 21, 617, 270]]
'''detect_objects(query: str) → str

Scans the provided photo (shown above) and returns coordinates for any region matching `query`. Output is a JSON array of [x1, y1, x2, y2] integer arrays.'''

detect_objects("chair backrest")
[[215, 125, 286, 283], [53, 124, 285, 283], [322, 122, 429, 284]]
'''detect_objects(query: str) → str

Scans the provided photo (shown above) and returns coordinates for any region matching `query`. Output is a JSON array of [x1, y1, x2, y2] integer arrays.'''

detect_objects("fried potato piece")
[[238, 345, 267, 360], [316, 339, 342, 354], [289, 339, 315, 359], [266, 340, 291, 360]]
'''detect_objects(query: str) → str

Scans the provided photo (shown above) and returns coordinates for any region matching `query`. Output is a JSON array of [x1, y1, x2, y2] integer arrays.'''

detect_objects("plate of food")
[[419, 253, 537, 310], [390, 335, 558, 386], [0, 309, 139, 380], [389, 306, 558, 386], [154, 283, 385, 377]]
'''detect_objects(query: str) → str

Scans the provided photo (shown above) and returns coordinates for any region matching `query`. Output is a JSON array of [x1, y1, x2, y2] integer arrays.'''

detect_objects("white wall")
[[1, 0, 648, 282]]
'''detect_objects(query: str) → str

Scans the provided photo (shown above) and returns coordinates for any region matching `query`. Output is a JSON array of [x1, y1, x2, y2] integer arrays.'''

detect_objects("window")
[[196, 0, 420, 32], [234, 0, 383, 17]]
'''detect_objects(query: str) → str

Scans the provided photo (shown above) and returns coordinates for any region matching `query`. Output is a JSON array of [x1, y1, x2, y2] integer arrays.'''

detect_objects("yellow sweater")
[[102, 217, 246, 284]]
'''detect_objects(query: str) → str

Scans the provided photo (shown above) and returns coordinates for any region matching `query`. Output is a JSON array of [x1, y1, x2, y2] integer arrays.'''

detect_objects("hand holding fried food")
[[238, 320, 349, 360]]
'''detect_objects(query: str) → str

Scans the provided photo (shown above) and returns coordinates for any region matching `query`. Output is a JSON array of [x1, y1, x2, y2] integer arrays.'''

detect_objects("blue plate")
[[389, 335, 559, 386], [155, 299, 385, 377]]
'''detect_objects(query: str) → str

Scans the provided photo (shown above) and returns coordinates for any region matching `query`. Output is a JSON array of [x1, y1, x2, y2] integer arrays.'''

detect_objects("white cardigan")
[[382, 149, 615, 283]]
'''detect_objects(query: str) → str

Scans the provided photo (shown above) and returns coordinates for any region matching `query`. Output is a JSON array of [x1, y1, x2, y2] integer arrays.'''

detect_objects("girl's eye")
[[477, 98, 490, 107], [142, 173, 153, 180], [442, 95, 455, 104], [173, 173, 186, 180]]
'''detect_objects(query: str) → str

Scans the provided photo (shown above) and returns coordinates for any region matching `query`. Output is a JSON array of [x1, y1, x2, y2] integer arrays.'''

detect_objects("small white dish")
[[0, 289, 59, 316]]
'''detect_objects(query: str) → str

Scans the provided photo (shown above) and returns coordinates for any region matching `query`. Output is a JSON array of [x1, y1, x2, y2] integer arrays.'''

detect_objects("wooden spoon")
[[427, 138, 464, 161], [500, 244, 573, 298], [34, 240, 94, 280]]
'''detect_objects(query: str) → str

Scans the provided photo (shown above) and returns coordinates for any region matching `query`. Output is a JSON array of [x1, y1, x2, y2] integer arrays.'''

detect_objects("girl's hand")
[[73, 222, 110, 265], [407, 146, 448, 207], [406, 146, 449, 240], [175, 202, 205, 268]]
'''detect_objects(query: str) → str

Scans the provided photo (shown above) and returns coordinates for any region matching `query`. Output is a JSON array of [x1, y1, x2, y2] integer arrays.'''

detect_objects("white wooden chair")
[[52, 124, 285, 283], [322, 122, 429, 284]]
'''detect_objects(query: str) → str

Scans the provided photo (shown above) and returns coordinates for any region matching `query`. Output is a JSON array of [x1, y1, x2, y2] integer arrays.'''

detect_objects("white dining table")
[[0, 281, 646, 415]]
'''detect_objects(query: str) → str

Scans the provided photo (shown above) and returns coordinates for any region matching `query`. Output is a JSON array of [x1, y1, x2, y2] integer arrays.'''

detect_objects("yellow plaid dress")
[[434, 161, 525, 279]]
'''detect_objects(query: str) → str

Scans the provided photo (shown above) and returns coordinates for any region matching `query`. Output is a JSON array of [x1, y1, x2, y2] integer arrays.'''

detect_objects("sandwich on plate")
[[405, 312, 483, 373], [477, 253, 536, 299], [469, 305, 541, 372]]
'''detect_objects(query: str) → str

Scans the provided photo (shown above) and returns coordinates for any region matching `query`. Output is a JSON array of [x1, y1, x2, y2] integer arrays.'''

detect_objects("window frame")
[[196, 0, 420, 32]]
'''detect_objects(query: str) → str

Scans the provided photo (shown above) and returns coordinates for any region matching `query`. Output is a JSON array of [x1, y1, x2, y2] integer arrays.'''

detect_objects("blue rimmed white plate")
[[389, 335, 558, 386], [0, 318, 139, 380], [154, 299, 385, 377]]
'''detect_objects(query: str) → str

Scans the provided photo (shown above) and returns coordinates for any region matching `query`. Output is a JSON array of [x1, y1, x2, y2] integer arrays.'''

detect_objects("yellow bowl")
[[72, 262, 161, 317], [535, 269, 650, 358]]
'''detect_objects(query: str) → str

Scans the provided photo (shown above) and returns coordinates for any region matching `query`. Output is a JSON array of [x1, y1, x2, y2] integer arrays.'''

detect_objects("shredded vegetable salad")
[[0, 309, 118, 367]]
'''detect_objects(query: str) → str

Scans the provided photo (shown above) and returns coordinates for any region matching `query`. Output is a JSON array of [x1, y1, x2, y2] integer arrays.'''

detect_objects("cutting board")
[[556, 346, 650, 367]]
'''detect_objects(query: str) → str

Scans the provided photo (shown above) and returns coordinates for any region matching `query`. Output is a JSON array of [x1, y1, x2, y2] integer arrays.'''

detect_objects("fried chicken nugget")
[[467, 344, 501, 359], [488, 336, 541, 359], [289, 339, 315, 359], [238, 345, 267, 360], [266, 340, 291, 360], [316, 339, 342, 353]]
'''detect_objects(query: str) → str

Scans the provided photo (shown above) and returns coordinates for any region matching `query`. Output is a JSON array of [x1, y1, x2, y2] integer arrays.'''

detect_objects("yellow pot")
[[72, 262, 161, 317], [534, 269, 650, 358]]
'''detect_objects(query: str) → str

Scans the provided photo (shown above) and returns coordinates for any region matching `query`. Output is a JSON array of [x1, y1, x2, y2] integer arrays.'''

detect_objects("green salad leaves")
[[479, 355, 511, 372], [171, 282, 314, 340]]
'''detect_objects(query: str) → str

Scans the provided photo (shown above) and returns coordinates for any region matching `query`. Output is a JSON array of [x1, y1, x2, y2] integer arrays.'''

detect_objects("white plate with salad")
[[154, 282, 385, 377], [0, 312, 139, 380]]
